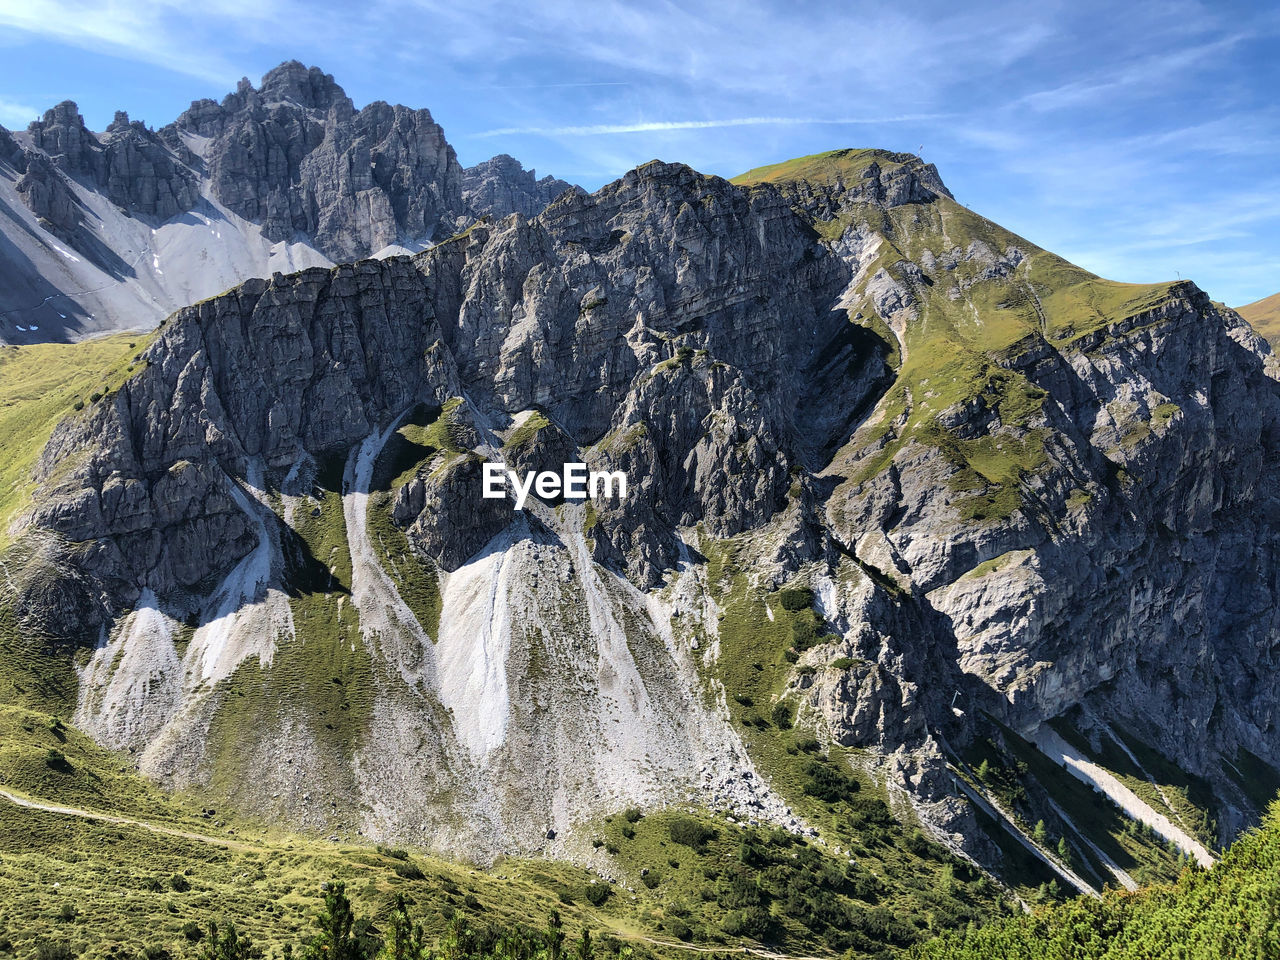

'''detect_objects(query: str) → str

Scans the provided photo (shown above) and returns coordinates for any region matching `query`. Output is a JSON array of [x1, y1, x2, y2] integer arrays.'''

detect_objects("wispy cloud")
[[0, 0, 1275, 304], [0, 97, 39, 128], [475, 114, 948, 138], [0, 0, 281, 83]]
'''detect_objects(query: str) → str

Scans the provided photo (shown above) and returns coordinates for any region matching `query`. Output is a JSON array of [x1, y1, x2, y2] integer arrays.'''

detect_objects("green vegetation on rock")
[[0, 333, 151, 545], [915, 802, 1280, 960]]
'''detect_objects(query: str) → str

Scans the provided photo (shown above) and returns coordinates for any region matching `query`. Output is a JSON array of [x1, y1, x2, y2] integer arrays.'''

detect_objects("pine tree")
[[197, 922, 255, 960], [379, 895, 425, 960], [545, 910, 565, 960], [302, 882, 365, 960], [1033, 820, 1048, 845], [575, 928, 593, 960], [1056, 837, 1071, 866], [976, 759, 991, 781]]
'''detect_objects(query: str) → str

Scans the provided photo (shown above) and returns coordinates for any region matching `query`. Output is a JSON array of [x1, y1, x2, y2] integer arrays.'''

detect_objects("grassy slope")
[[1237, 291, 1280, 346], [0, 333, 150, 545], [0, 334, 155, 717], [691, 542, 1016, 945], [841, 196, 1172, 523], [730, 148, 915, 187], [0, 702, 984, 960], [365, 400, 463, 641], [739, 149, 1177, 526], [913, 802, 1280, 959]]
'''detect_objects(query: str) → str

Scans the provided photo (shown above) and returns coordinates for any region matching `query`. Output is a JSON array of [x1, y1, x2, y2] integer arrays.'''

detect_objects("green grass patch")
[[731, 148, 913, 188], [0, 333, 151, 546]]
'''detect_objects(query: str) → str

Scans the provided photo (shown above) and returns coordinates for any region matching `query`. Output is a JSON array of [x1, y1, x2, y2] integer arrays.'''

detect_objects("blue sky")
[[0, 0, 1277, 306]]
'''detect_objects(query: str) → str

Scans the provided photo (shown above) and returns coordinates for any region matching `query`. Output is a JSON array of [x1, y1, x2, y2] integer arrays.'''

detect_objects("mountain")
[[0, 61, 578, 345], [1238, 291, 1280, 346], [4, 142, 1280, 950]]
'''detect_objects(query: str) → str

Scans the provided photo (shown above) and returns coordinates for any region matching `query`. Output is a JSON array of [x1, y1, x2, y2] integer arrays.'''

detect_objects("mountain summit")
[[0, 61, 578, 344]]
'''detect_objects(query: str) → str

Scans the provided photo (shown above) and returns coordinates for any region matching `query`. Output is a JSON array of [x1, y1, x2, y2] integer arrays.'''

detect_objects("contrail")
[[473, 114, 946, 138]]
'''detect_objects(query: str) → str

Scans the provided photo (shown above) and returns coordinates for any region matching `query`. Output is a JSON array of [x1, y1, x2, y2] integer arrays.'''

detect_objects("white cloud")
[[473, 114, 947, 138], [0, 97, 39, 128], [0, 0, 283, 83]]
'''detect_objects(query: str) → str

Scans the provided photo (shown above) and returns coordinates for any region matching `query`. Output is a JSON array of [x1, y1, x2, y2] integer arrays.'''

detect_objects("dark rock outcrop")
[[463, 154, 578, 220]]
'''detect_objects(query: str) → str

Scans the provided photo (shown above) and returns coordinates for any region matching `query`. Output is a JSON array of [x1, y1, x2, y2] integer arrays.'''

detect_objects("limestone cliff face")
[[170, 63, 466, 260], [7, 147, 1280, 868], [27, 101, 199, 220], [0, 62, 577, 345], [462, 154, 579, 220]]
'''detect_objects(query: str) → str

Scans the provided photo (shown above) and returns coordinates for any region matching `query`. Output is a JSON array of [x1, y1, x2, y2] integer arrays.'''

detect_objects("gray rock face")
[[393, 454, 514, 570], [1, 62, 577, 344], [25, 160, 865, 594], [15, 148, 82, 240], [99, 111, 200, 219], [27, 259, 455, 600], [11, 144, 1280, 868], [463, 154, 579, 220], [27, 101, 101, 173], [26, 101, 198, 219], [0, 124, 22, 169], [170, 62, 468, 260]]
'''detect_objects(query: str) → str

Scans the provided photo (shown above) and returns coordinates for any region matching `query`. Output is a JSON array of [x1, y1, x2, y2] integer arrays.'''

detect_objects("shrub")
[[641, 871, 660, 889], [45, 748, 69, 771], [779, 588, 815, 611], [181, 922, 204, 942], [771, 702, 794, 730], [623, 807, 643, 823], [830, 657, 855, 670], [583, 883, 610, 906], [723, 906, 771, 939], [393, 861, 425, 880], [791, 611, 821, 649], [803, 760, 861, 803], [170, 873, 191, 892], [621, 824, 635, 840], [668, 816, 716, 851], [34, 944, 72, 960], [734, 693, 754, 707], [666, 918, 692, 941]]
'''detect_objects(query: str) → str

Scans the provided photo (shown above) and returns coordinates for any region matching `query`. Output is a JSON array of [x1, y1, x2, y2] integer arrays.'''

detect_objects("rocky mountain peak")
[[0, 62, 578, 342], [462, 152, 579, 219], [0, 124, 21, 168], [257, 59, 350, 111], [27, 100, 99, 173]]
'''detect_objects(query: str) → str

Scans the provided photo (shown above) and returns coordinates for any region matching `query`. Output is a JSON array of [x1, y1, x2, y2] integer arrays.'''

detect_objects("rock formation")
[[4, 144, 1278, 880], [0, 62, 576, 343]]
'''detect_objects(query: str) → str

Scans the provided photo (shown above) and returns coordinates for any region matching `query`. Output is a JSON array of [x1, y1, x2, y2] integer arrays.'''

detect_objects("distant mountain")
[[1237, 291, 1280, 346], [0, 61, 578, 345]]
